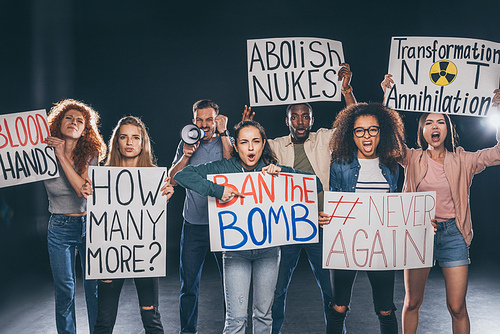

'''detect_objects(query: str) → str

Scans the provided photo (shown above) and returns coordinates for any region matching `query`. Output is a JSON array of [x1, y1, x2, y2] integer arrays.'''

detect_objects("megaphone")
[[180, 124, 205, 145]]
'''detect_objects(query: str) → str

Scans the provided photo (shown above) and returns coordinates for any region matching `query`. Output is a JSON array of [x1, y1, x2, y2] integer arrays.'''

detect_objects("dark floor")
[[1, 253, 499, 334]]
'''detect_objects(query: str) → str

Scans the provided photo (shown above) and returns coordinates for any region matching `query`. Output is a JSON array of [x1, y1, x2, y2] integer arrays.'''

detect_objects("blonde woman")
[[92, 116, 173, 334]]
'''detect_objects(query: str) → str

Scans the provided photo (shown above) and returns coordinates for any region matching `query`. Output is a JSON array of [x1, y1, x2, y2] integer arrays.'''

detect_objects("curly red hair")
[[47, 99, 107, 173]]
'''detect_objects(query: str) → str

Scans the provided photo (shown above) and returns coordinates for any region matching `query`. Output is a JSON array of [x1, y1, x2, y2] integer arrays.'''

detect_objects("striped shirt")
[[355, 158, 389, 193]]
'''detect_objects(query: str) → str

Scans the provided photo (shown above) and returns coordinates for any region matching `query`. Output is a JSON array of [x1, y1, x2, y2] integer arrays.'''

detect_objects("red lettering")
[[404, 228, 427, 265], [257, 173, 275, 203], [0, 121, 8, 149], [15, 116, 28, 147], [400, 195, 414, 226], [368, 230, 387, 268], [424, 194, 436, 224], [36, 113, 50, 143], [369, 196, 384, 226], [326, 196, 362, 225], [27, 115, 40, 145], [281, 173, 293, 201], [392, 230, 397, 268], [4, 118, 18, 148], [326, 229, 349, 267], [213, 175, 239, 208], [386, 195, 398, 227], [303, 176, 315, 203], [413, 195, 424, 226], [291, 178, 303, 202], [241, 174, 258, 204], [352, 229, 368, 267]]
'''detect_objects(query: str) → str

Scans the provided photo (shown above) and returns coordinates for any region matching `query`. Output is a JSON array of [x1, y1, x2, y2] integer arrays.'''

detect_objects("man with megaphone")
[[169, 99, 233, 334]]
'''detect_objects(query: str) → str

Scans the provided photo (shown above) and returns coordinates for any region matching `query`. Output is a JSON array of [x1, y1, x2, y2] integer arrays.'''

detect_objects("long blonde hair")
[[105, 116, 156, 167]]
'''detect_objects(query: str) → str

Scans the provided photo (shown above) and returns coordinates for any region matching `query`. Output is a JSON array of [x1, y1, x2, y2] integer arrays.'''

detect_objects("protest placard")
[[86, 166, 167, 279], [384, 36, 500, 116], [208, 172, 319, 251], [0, 109, 59, 188], [323, 191, 436, 270], [247, 37, 345, 107]]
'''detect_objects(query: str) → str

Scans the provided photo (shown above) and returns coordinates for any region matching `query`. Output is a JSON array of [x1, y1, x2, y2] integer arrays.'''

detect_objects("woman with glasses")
[[326, 102, 406, 334]]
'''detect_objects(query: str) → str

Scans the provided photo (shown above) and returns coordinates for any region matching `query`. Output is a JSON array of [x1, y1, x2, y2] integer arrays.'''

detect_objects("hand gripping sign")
[[384, 36, 500, 116], [323, 191, 436, 270], [86, 166, 167, 279], [208, 172, 319, 251], [0, 109, 59, 188], [247, 37, 345, 106]]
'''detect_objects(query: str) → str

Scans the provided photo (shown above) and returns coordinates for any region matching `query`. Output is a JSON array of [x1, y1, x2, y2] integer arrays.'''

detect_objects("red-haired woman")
[[45, 99, 107, 333]]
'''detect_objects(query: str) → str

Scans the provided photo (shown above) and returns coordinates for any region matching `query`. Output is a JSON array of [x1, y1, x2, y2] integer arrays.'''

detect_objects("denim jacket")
[[329, 155, 399, 193]]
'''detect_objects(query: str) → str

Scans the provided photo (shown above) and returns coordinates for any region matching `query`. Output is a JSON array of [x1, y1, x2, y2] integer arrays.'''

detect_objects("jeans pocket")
[[445, 220, 461, 236], [49, 215, 69, 229]]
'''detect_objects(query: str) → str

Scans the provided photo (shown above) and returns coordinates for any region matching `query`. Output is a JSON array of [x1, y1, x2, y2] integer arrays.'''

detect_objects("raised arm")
[[174, 161, 243, 201], [339, 63, 356, 106], [215, 113, 233, 159], [381, 74, 394, 101]]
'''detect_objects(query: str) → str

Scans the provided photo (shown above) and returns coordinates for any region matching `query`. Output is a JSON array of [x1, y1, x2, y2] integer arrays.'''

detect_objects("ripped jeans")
[[93, 278, 164, 334], [223, 247, 280, 334]]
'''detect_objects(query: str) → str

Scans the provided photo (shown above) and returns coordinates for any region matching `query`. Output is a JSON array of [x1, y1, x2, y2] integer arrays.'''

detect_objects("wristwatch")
[[219, 130, 230, 137]]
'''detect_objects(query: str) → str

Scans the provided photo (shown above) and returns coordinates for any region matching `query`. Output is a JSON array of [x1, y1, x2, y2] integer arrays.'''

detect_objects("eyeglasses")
[[353, 126, 380, 138]]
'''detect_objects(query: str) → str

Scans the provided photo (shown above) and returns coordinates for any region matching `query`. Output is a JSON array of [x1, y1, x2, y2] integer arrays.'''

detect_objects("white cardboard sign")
[[0, 109, 59, 188], [385, 36, 500, 116], [208, 172, 319, 251], [86, 166, 167, 279], [247, 37, 345, 106], [323, 191, 436, 270]]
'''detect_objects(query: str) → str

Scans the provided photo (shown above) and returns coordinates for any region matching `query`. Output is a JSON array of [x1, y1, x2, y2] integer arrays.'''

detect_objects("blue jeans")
[[179, 221, 223, 334], [272, 229, 331, 334], [434, 218, 470, 267], [223, 247, 280, 334], [47, 214, 98, 334]]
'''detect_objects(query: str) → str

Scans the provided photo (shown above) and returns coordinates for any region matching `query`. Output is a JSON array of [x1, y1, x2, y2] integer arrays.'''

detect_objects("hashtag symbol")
[[327, 195, 362, 225]]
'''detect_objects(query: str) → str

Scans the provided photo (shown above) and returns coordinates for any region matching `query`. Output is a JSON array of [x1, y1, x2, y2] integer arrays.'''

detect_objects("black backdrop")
[[1, 0, 500, 289]]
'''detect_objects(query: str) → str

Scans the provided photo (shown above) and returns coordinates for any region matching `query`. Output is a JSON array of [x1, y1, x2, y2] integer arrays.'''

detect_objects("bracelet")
[[342, 86, 353, 95]]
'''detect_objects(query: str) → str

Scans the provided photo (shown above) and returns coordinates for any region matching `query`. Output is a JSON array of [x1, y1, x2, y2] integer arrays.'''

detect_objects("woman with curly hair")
[[326, 102, 406, 334], [44, 99, 107, 334], [92, 116, 173, 334]]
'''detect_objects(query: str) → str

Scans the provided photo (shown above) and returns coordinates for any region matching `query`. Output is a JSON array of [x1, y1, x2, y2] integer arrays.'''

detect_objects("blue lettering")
[[219, 211, 247, 249], [248, 208, 266, 246], [268, 206, 290, 242], [291, 204, 316, 242]]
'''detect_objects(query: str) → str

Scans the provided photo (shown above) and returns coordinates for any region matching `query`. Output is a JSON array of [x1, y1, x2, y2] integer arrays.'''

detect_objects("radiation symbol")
[[430, 60, 457, 86]]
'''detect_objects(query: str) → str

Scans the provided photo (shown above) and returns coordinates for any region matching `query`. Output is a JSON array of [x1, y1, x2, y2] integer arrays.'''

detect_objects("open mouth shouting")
[[431, 131, 441, 142], [247, 153, 256, 163], [362, 140, 374, 153], [295, 127, 307, 135]]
